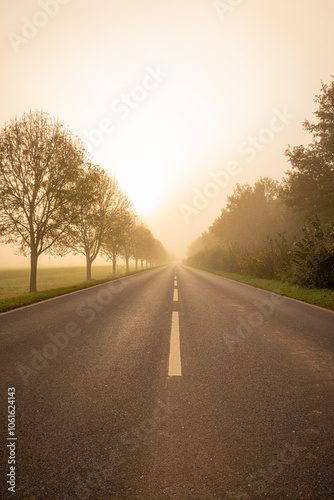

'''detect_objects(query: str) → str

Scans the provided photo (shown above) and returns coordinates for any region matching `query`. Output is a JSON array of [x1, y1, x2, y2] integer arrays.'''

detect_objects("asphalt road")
[[0, 265, 333, 499]]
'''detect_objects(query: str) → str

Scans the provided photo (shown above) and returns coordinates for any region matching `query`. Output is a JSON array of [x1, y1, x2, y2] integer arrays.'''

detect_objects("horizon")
[[1, 0, 333, 265]]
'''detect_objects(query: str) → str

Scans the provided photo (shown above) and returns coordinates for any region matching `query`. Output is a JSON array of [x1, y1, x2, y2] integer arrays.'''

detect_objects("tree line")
[[0, 110, 170, 292], [187, 78, 334, 289]]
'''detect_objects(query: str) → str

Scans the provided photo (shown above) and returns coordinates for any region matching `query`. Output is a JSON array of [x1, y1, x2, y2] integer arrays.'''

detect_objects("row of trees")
[[0, 110, 169, 292], [187, 78, 334, 289]]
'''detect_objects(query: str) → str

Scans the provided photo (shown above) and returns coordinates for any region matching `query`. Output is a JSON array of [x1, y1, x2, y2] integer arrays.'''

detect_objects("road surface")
[[1, 265, 333, 499]]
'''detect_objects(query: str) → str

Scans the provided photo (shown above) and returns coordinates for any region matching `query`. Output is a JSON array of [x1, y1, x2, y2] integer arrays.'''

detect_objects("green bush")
[[289, 218, 334, 288], [187, 222, 334, 289]]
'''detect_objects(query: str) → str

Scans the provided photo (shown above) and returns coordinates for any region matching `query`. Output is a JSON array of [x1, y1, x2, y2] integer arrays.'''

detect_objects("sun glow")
[[100, 71, 229, 216], [120, 154, 170, 215]]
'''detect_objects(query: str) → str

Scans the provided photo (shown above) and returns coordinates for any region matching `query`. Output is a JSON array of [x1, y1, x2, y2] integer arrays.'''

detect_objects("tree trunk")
[[30, 248, 38, 293], [86, 255, 92, 281], [141, 259, 143, 269], [126, 256, 129, 272], [112, 252, 117, 275], [135, 259, 138, 270]]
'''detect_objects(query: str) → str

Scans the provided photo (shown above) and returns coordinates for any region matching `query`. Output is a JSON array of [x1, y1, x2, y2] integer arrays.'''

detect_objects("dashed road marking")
[[173, 289, 178, 301], [168, 312, 181, 376]]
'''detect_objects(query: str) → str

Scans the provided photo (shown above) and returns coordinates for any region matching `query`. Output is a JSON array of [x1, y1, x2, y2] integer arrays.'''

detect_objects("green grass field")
[[0, 265, 154, 313], [0, 265, 131, 298]]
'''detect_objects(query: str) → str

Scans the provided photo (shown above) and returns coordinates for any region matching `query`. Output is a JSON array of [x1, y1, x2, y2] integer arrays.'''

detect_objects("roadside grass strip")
[[0, 268, 156, 313]]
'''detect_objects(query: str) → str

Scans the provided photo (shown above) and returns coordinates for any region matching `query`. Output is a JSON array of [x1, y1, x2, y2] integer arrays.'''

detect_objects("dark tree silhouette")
[[0, 110, 85, 292], [102, 203, 133, 275], [64, 164, 128, 281], [283, 78, 334, 219]]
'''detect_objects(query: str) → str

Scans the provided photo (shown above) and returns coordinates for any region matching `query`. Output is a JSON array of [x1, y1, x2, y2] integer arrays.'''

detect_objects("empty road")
[[1, 265, 333, 499]]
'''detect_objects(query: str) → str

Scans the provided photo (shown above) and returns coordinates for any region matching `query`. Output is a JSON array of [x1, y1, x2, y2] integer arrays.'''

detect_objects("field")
[[0, 265, 131, 299]]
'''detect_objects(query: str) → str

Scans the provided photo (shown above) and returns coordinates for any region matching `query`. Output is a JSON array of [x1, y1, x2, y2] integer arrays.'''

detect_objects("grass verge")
[[0, 268, 154, 313], [191, 267, 334, 311]]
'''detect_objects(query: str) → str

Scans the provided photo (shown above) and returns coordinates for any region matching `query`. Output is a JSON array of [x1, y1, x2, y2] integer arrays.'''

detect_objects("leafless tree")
[[0, 110, 86, 292], [65, 164, 129, 281], [102, 198, 133, 275]]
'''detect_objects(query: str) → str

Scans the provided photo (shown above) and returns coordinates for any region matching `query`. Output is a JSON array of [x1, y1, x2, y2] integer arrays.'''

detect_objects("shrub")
[[289, 218, 334, 288]]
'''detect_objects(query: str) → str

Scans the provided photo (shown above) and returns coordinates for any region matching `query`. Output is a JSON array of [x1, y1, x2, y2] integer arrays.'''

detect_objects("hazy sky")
[[1, 0, 333, 265]]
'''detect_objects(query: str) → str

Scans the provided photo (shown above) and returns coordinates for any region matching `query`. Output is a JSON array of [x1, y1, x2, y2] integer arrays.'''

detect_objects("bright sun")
[[103, 112, 180, 216], [100, 69, 238, 217], [119, 154, 169, 215]]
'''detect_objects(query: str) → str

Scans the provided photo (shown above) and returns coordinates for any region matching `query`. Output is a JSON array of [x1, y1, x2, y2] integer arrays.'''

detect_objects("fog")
[[0, 243, 109, 269], [1, 0, 333, 266]]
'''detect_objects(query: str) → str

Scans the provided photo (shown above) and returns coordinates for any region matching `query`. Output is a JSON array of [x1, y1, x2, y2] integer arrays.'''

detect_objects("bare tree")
[[102, 197, 133, 275], [0, 110, 85, 292], [65, 164, 127, 281], [131, 223, 155, 268], [151, 239, 168, 266], [131, 221, 146, 269], [120, 213, 136, 272]]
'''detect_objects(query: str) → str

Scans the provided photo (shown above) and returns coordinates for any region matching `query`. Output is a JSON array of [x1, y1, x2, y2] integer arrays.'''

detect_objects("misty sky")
[[1, 0, 334, 266]]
